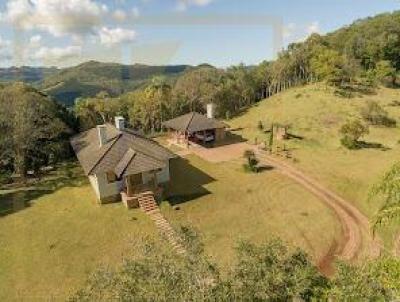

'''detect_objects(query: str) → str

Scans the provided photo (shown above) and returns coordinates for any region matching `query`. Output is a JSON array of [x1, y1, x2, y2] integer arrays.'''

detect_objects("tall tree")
[[0, 82, 70, 177]]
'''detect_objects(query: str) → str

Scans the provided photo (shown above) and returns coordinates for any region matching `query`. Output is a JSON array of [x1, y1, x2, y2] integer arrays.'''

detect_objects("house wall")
[[157, 164, 170, 183], [142, 164, 170, 185], [94, 173, 123, 204], [89, 161, 171, 204], [88, 175, 101, 200]]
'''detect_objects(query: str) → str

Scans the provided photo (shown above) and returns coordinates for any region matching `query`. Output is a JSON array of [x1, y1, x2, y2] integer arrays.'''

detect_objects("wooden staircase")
[[137, 192, 186, 255]]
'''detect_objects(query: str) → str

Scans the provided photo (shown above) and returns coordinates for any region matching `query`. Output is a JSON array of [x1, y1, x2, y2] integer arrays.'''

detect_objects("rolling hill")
[[229, 83, 400, 249], [40, 61, 192, 106], [0, 61, 193, 107]]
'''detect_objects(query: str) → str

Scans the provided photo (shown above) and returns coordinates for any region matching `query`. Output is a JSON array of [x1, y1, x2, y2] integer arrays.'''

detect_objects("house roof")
[[162, 112, 226, 133], [70, 124, 175, 176]]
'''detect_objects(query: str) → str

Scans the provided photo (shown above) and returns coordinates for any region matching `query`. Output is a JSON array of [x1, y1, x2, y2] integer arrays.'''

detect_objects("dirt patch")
[[189, 143, 250, 163]]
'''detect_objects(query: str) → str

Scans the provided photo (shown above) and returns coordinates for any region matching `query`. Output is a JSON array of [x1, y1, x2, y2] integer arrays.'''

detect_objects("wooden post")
[[153, 171, 157, 189], [126, 176, 132, 197]]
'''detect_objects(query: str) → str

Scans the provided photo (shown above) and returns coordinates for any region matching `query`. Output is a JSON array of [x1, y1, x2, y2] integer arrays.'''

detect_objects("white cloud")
[[283, 23, 296, 39], [32, 45, 82, 63], [99, 27, 136, 46], [29, 34, 42, 48], [112, 9, 127, 22], [307, 21, 320, 35], [0, 36, 11, 49], [3, 0, 108, 37], [177, 0, 213, 11]]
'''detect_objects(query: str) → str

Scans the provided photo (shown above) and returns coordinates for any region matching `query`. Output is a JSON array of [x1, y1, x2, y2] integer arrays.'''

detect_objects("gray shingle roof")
[[114, 148, 136, 178], [162, 112, 226, 133], [70, 124, 175, 176]]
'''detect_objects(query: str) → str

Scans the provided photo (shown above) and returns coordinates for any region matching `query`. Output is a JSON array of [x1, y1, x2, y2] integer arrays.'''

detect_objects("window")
[[106, 171, 117, 183]]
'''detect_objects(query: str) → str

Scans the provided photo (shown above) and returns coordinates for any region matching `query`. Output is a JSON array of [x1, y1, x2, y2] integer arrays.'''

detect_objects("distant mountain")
[[0, 61, 193, 107], [0, 66, 58, 83], [40, 61, 193, 106]]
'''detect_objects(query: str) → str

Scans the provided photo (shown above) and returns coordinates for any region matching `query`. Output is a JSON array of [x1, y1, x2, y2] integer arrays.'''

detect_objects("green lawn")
[[162, 155, 340, 269], [229, 84, 400, 248], [0, 156, 342, 300], [0, 163, 157, 301]]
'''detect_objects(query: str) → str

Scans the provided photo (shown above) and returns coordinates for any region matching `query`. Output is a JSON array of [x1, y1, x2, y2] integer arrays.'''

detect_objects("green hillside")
[[229, 84, 400, 246], [40, 61, 192, 106]]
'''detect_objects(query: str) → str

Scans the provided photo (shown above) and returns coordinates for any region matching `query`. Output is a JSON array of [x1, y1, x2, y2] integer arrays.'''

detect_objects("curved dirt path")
[[255, 150, 382, 271]]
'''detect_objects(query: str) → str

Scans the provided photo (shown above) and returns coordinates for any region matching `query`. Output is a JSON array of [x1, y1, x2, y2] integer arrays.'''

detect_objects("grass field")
[[163, 155, 340, 269], [0, 155, 341, 300], [3, 83, 398, 300], [0, 163, 157, 301], [229, 84, 400, 248]]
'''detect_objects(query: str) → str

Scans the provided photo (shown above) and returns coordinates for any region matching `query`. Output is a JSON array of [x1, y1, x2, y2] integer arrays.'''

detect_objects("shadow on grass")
[[0, 161, 87, 218], [358, 141, 391, 151], [166, 157, 215, 206], [257, 165, 275, 173]]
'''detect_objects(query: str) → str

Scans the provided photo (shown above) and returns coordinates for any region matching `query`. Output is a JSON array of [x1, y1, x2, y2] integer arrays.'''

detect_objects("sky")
[[0, 0, 398, 68]]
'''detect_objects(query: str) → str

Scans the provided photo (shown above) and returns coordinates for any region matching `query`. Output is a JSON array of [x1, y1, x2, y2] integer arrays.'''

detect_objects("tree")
[[0, 82, 71, 178], [370, 162, 400, 228], [310, 47, 357, 88], [327, 258, 400, 300], [375, 60, 397, 86], [173, 67, 223, 114], [339, 120, 369, 149], [229, 239, 327, 301]]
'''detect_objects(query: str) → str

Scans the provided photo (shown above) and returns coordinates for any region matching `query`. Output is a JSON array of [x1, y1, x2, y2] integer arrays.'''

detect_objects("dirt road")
[[255, 151, 382, 272]]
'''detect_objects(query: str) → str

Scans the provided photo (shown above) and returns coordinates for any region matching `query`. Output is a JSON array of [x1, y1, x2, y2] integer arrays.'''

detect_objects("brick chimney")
[[115, 116, 125, 130], [97, 125, 107, 147]]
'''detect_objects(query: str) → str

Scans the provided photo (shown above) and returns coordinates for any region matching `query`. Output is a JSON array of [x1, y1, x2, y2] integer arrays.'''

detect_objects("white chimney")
[[207, 103, 215, 119], [97, 125, 107, 147], [115, 116, 125, 130]]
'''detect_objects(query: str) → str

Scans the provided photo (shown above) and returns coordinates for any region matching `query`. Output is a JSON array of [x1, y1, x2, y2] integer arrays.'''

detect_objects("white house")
[[70, 117, 176, 206]]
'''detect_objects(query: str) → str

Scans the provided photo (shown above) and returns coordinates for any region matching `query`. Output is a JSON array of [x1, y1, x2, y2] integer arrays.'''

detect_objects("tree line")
[[75, 11, 400, 132], [70, 227, 400, 302]]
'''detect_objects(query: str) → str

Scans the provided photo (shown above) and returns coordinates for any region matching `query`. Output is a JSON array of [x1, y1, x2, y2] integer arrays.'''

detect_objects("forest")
[[73, 11, 400, 133]]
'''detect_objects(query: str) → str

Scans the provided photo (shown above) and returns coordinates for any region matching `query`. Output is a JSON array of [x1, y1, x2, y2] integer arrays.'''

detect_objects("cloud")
[[99, 27, 136, 46], [306, 21, 320, 35], [3, 0, 108, 37], [283, 23, 296, 39], [29, 35, 42, 48], [176, 0, 213, 11], [32, 45, 82, 63], [0, 36, 11, 49], [112, 9, 127, 22]]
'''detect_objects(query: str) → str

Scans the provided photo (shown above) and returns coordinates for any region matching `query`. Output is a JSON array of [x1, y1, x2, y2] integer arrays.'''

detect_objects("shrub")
[[339, 120, 369, 149], [243, 150, 259, 173], [340, 136, 360, 150], [361, 101, 397, 127]]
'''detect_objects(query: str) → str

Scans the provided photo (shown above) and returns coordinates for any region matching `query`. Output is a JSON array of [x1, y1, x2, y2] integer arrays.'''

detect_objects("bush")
[[339, 120, 369, 149], [361, 101, 397, 127], [243, 150, 259, 173], [340, 136, 360, 150]]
